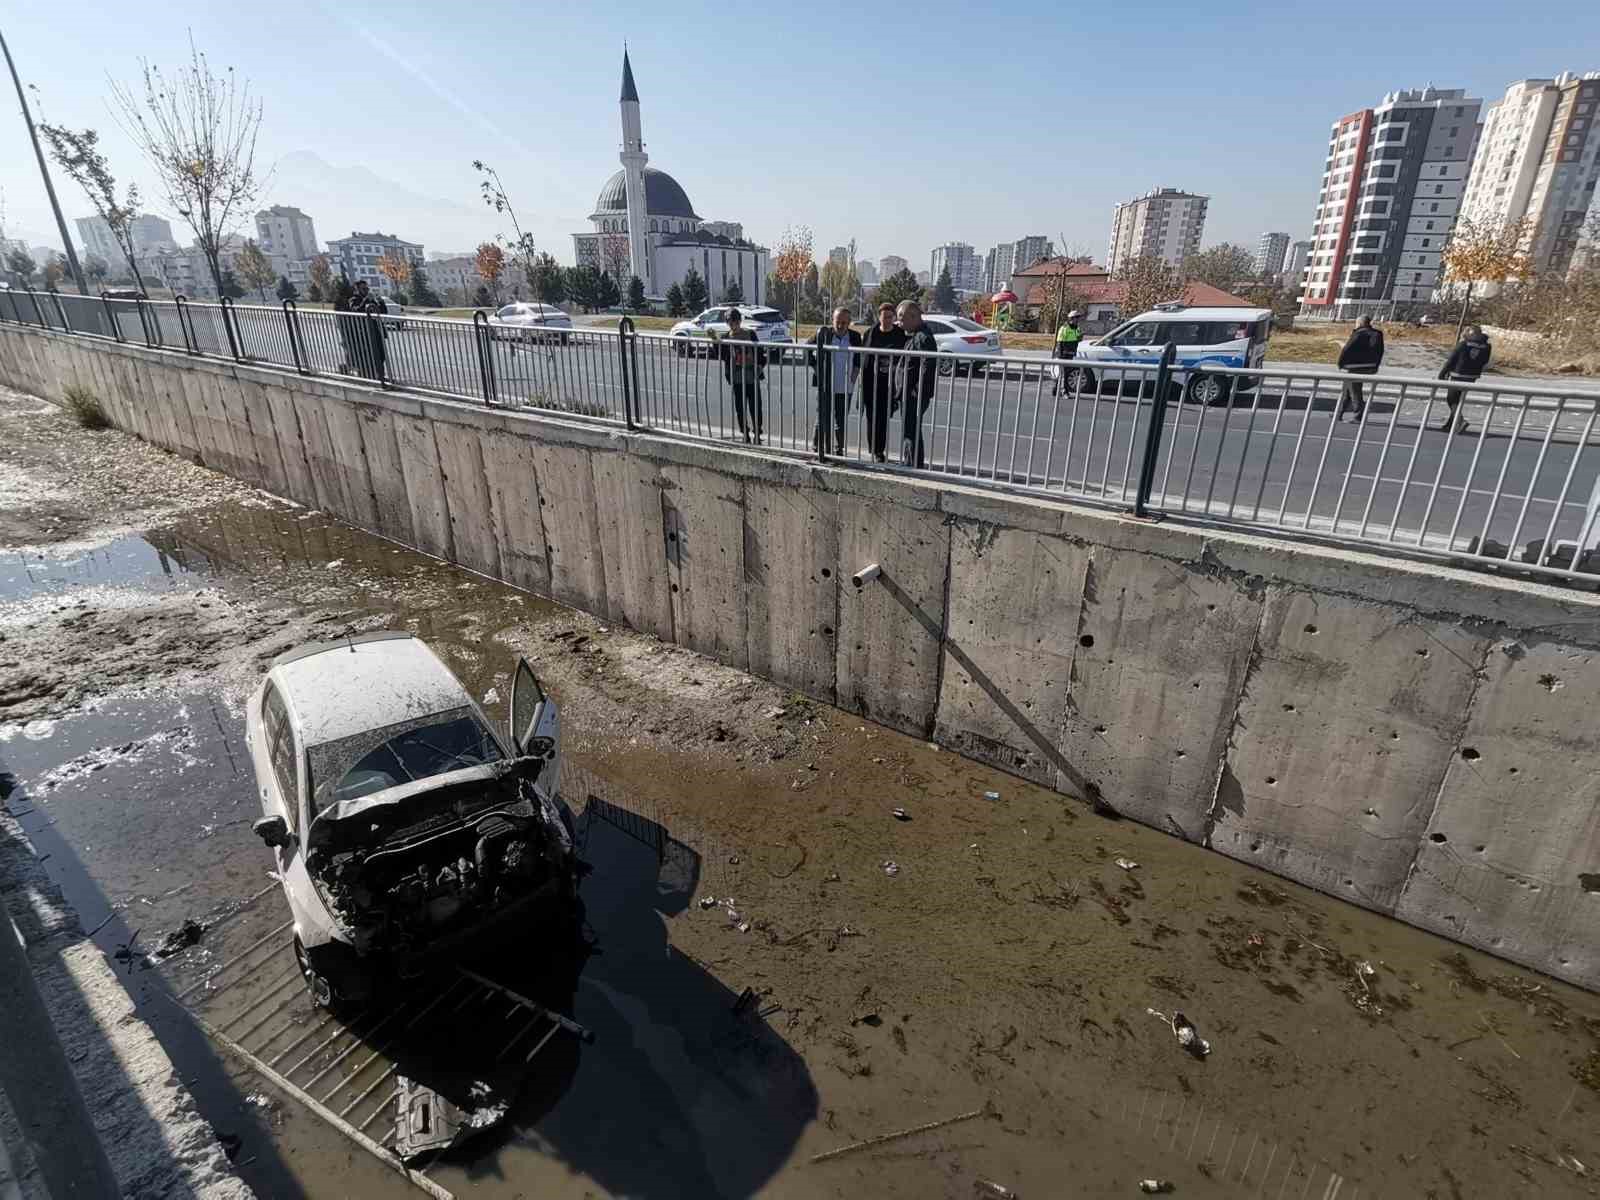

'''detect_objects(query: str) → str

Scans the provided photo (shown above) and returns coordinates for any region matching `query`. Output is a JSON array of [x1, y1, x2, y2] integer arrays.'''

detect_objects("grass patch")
[[62, 383, 110, 430]]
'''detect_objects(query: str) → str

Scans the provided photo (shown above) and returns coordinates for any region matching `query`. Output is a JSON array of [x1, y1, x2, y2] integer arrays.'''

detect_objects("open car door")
[[509, 657, 562, 799]]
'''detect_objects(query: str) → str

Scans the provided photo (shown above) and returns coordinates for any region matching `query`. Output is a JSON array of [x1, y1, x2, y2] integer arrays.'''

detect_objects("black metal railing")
[[4, 289, 1600, 587]]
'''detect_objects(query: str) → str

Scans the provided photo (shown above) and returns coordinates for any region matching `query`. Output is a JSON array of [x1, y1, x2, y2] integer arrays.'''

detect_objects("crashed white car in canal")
[[246, 632, 575, 1008]]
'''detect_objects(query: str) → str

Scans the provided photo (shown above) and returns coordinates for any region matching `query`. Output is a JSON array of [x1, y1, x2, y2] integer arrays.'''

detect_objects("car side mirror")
[[253, 814, 291, 848]]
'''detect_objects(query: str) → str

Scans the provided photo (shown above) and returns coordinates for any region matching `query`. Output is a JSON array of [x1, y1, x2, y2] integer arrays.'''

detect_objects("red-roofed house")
[[1019, 277, 1255, 333]]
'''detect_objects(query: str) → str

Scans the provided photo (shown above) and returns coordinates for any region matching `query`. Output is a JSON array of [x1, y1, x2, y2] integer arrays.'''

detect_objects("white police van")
[[1066, 303, 1273, 405]]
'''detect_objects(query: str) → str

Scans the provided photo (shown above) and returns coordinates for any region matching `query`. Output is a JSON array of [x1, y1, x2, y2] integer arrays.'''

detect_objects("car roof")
[[270, 632, 471, 748], [1127, 307, 1272, 322]]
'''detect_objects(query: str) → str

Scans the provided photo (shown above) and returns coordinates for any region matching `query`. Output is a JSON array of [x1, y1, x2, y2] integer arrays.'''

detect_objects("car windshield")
[[306, 706, 502, 819], [747, 309, 783, 324]]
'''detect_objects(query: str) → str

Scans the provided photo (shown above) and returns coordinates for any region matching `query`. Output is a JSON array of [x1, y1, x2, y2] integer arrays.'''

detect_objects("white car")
[[488, 302, 573, 345], [669, 305, 791, 356], [1068, 304, 1274, 404], [919, 314, 1001, 375], [246, 632, 575, 1008]]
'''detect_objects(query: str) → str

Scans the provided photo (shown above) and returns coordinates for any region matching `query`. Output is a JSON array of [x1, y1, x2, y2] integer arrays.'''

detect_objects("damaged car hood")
[[307, 756, 548, 847]]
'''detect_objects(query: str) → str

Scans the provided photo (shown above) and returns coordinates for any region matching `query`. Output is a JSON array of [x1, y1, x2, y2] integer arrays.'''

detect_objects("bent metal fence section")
[[5, 289, 1600, 587]]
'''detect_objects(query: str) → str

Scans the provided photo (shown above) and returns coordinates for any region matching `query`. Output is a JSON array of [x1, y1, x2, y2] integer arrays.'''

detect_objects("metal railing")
[[4, 288, 1598, 587]]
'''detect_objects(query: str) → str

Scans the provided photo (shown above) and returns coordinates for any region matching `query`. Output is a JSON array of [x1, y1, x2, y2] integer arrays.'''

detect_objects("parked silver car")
[[247, 632, 574, 1008], [488, 302, 573, 345]]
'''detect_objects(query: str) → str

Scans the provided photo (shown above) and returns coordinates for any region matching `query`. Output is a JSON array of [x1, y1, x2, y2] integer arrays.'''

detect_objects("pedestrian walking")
[[862, 301, 906, 462], [896, 301, 939, 468], [1336, 315, 1384, 421], [1051, 309, 1084, 396], [719, 308, 764, 444], [811, 307, 862, 458], [1436, 325, 1492, 434]]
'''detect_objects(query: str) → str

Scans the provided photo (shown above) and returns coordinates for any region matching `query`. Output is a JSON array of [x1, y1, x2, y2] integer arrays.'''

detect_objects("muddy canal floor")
[[2, 386, 1597, 1199]]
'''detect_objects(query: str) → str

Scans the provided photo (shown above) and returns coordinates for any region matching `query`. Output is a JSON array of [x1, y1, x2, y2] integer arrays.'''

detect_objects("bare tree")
[[37, 124, 146, 291], [1116, 254, 1183, 321], [472, 160, 537, 294], [111, 39, 264, 298]]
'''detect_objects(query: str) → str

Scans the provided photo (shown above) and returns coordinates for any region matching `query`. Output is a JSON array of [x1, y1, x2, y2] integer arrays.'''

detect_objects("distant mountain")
[[262, 151, 581, 263]]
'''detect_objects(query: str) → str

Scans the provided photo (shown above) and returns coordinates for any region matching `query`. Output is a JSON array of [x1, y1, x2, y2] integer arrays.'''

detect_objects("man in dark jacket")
[[861, 302, 906, 462], [811, 307, 863, 458], [1336, 315, 1384, 421], [895, 301, 939, 468], [1438, 326, 1492, 433], [347, 280, 389, 381], [719, 308, 765, 444]]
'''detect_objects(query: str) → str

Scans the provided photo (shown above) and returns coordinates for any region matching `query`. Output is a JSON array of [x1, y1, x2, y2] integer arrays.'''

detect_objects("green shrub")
[[62, 384, 110, 430]]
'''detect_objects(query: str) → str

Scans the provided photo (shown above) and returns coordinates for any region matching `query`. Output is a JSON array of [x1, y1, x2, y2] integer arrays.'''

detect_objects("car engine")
[[311, 782, 573, 956]]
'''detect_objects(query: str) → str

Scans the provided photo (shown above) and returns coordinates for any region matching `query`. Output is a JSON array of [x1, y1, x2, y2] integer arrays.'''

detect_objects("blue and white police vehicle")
[[1066, 303, 1274, 404]]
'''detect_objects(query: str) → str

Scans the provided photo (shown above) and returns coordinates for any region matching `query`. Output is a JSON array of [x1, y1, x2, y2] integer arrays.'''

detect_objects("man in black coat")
[[1336, 315, 1384, 422], [896, 301, 940, 468], [1437, 326, 1492, 433], [861, 302, 906, 462], [811, 307, 862, 458]]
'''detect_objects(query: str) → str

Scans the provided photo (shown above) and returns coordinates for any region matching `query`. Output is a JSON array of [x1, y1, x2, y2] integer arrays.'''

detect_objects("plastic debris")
[[892, 807, 910, 821], [1115, 857, 1139, 871], [737, 922, 751, 934], [825, 871, 841, 882], [983, 790, 1001, 801], [699, 895, 718, 909], [1138, 1182, 1174, 1194], [154, 918, 206, 958], [881, 860, 900, 876], [1148, 1007, 1210, 1058], [975, 1180, 1019, 1198], [1558, 1153, 1587, 1176], [765, 707, 787, 719]]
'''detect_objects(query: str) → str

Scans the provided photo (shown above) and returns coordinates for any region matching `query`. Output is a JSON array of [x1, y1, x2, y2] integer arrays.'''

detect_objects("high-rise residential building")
[[1011, 235, 1053, 271], [985, 242, 1015, 293], [827, 245, 849, 266], [1282, 239, 1313, 287], [1299, 86, 1482, 317], [73, 213, 177, 267], [855, 259, 878, 286], [1458, 72, 1600, 285], [915, 269, 931, 286], [1255, 232, 1290, 277], [255, 205, 321, 287], [879, 254, 908, 279], [929, 242, 981, 291], [326, 232, 425, 291], [1106, 188, 1209, 273]]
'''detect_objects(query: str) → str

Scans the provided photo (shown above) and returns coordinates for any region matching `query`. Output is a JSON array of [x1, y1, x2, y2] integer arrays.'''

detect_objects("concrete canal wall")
[[4, 324, 1598, 991]]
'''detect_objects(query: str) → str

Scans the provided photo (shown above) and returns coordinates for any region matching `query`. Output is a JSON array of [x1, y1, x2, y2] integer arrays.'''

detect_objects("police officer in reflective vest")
[[1052, 310, 1084, 395]]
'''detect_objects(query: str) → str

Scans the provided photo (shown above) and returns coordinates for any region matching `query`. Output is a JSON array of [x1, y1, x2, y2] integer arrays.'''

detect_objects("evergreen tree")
[[722, 277, 744, 304], [932, 265, 957, 312], [874, 267, 923, 310], [681, 266, 709, 312], [665, 282, 686, 316], [626, 274, 646, 311], [332, 276, 355, 311], [531, 253, 565, 304], [219, 267, 246, 300], [409, 264, 442, 307], [596, 271, 621, 309], [275, 275, 298, 301], [565, 266, 602, 312]]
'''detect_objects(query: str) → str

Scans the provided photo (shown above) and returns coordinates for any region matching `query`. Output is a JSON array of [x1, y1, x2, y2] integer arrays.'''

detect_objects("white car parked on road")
[[489, 302, 574, 345], [1068, 304, 1273, 404], [246, 632, 575, 1008], [669, 305, 791, 356], [918, 314, 1001, 375]]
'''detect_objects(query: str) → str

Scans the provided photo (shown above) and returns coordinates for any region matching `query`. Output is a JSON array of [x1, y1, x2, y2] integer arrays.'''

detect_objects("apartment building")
[[1255, 232, 1290, 277], [827, 245, 849, 265], [1459, 71, 1600, 284], [855, 259, 878, 286], [984, 242, 1014, 294], [1010, 235, 1053, 271], [73, 213, 178, 270], [326, 231, 425, 291], [254, 205, 320, 287], [1300, 86, 1482, 317], [878, 254, 908, 279], [1106, 188, 1208, 273], [1282, 239, 1313, 287], [929, 242, 981, 291]]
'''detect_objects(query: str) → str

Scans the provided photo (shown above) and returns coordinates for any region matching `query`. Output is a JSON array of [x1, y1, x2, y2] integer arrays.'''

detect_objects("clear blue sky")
[[2, 1, 1597, 269]]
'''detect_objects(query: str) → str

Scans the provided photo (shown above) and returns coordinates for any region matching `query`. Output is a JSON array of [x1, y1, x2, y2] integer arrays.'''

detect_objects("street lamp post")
[[0, 26, 88, 294]]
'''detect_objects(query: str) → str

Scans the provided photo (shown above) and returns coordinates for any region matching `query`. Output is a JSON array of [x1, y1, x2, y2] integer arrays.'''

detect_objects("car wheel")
[[560, 332, 571, 347], [1060, 365, 1096, 394], [938, 357, 954, 377], [294, 935, 336, 1009], [674, 337, 688, 357], [1186, 372, 1231, 407]]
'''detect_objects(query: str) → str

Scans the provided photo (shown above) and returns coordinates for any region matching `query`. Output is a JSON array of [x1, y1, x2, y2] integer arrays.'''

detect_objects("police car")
[[1065, 304, 1273, 405]]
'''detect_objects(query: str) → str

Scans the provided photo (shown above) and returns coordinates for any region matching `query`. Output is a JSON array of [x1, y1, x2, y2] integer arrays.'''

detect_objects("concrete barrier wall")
[[5, 325, 1598, 991]]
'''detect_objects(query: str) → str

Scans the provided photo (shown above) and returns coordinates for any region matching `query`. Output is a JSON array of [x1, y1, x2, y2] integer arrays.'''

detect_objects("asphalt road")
[[119, 305, 1600, 567]]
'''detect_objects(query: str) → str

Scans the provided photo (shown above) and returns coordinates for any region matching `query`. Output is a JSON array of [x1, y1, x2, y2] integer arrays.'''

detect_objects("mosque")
[[572, 53, 769, 306]]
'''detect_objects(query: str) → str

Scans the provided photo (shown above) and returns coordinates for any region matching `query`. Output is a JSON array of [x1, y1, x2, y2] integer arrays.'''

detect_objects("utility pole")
[[1, 26, 87, 294]]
